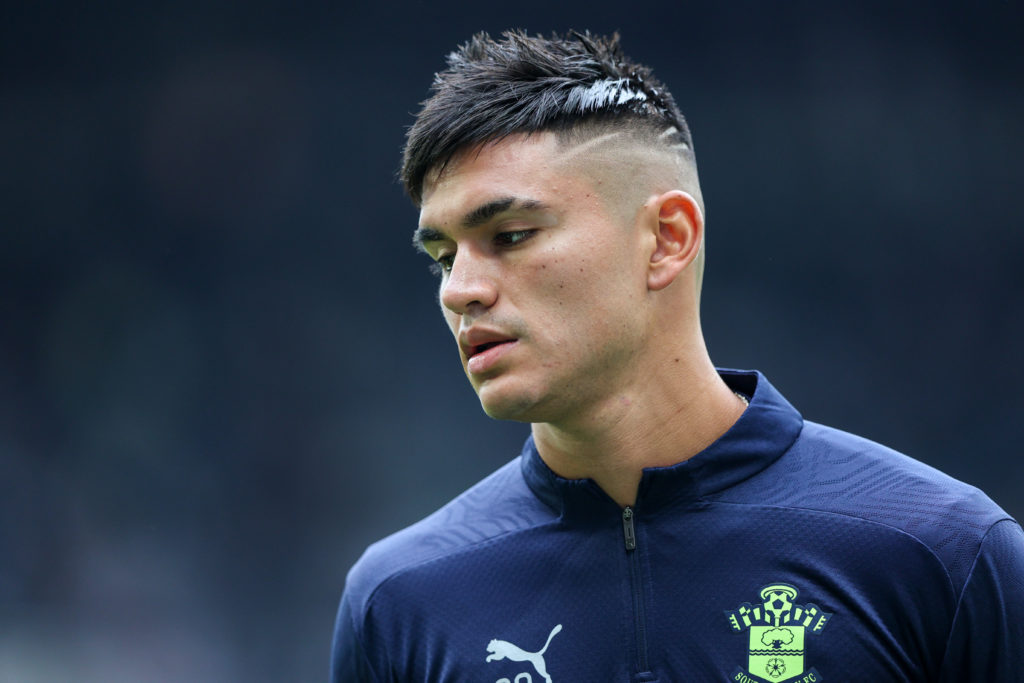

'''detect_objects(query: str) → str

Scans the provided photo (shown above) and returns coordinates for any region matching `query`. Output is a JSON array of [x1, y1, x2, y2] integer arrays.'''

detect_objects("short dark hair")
[[401, 30, 694, 206]]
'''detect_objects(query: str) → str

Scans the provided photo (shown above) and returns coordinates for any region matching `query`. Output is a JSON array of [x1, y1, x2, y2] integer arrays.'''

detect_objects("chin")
[[476, 382, 545, 423]]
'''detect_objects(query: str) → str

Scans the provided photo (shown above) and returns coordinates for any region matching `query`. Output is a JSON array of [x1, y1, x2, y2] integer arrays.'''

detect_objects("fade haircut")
[[401, 30, 695, 206]]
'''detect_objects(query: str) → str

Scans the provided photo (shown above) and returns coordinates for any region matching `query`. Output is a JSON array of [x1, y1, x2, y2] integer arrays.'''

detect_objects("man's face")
[[415, 133, 654, 424]]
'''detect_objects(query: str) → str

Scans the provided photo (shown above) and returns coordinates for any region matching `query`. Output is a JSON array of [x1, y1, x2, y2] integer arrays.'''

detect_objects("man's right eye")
[[430, 254, 455, 276]]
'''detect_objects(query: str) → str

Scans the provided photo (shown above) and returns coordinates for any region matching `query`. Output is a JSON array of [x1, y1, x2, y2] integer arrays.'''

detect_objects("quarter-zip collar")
[[520, 369, 803, 518]]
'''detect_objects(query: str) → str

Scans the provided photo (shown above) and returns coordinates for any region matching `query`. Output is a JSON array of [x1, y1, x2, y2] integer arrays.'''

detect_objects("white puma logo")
[[485, 624, 562, 683]]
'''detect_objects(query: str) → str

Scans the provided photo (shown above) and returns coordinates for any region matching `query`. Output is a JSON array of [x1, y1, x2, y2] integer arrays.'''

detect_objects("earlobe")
[[648, 191, 703, 291]]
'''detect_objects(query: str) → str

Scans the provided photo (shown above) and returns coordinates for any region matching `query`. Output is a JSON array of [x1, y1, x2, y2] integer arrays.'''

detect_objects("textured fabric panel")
[[359, 521, 630, 682], [937, 519, 1024, 681], [342, 457, 555, 620], [331, 590, 380, 683], [646, 501, 956, 680], [714, 420, 1010, 594]]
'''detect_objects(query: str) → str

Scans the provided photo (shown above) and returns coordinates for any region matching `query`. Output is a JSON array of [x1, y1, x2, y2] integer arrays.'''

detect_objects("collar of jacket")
[[519, 369, 804, 519]]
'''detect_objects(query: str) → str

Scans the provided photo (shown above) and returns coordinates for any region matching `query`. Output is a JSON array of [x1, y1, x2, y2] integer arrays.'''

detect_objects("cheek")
[[527, 261, 635, 335]]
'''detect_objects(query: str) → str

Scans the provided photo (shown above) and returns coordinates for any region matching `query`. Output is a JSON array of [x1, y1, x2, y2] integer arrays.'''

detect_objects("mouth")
[[469, 340, 513, 358], [465, 338, 518, 375]]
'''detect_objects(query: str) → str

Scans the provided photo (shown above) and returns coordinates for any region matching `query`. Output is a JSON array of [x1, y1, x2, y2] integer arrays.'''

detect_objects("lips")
[[469, 340, 511, 357], [466, 340, 516, 375], [460, 328, 518, 375]]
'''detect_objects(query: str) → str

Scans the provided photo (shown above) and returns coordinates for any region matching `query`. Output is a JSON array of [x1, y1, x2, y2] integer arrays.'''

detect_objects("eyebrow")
[[412, 196, 549, 252]]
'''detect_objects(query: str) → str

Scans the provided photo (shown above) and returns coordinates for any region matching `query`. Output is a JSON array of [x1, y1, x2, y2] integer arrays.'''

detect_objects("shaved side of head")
[[550, 124, 706, 299]]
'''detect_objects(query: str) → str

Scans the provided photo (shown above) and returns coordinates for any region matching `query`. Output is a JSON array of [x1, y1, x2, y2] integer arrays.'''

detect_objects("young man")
[[332, 31, 1024, 682]]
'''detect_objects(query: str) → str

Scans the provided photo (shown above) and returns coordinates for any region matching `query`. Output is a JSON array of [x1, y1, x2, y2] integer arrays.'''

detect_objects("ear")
[[647, 190, 704, 291]]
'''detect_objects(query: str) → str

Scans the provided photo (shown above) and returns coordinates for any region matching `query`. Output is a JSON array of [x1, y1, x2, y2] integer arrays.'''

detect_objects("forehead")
[[419, 133, 596, 225]]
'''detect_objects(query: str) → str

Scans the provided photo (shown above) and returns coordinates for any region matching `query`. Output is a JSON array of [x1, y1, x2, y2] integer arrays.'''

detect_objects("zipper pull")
[[622, 506, 637, 551]]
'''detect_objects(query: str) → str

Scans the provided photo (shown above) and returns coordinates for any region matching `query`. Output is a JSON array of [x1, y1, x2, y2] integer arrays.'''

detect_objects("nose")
[[440, 250, 498, 315]]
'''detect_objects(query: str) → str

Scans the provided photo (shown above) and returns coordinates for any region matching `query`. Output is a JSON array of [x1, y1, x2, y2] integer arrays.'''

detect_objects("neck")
[[530, 341, 745, 508]]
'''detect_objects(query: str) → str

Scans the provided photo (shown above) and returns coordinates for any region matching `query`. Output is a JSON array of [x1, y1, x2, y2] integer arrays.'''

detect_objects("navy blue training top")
[[332, 370, 1024, 682]]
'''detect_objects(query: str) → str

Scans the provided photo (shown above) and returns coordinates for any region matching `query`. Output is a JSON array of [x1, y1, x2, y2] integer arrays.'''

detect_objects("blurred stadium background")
[[2, 2, 1022, 681]]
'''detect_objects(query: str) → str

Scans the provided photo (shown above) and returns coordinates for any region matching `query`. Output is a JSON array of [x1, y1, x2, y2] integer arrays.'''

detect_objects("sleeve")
[[937, 519, 1024, 681], [330, 588, 381, 683]]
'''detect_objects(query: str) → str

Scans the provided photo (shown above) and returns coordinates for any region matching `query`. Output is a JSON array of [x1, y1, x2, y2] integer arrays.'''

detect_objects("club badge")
[[724, 583, 831, 682]]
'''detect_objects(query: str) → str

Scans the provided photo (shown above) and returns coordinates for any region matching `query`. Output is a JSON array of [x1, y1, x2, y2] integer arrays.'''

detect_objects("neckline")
[[519, 369, 803, 518]]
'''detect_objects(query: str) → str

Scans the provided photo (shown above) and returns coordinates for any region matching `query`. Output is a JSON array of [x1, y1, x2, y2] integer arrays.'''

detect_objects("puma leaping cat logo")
[[485, 624, 563, 683]]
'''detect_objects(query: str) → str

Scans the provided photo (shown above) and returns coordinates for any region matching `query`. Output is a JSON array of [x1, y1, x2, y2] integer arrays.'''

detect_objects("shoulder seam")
[[707, 499, 966, 597], [949, 516, 1017, 604], [361, 520, 559, 615], [937, 517, 1019, 673], [345, 596, 384, 683]]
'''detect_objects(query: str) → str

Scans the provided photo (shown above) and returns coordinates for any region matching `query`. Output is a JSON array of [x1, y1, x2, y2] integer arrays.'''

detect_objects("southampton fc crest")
[[724, 583, 832, 682]]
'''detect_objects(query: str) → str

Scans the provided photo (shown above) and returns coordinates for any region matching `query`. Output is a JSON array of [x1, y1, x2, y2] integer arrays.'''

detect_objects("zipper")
[[622, 506, 637, 550], [622, 506, 650, 675]]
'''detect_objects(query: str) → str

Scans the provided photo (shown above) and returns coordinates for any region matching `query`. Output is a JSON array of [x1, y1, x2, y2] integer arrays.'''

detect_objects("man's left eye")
[[494, 230, 537, 247]]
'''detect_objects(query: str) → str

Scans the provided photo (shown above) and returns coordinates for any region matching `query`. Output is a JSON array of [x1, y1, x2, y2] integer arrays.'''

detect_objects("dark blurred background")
[[2, 2, 1021, 680]]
